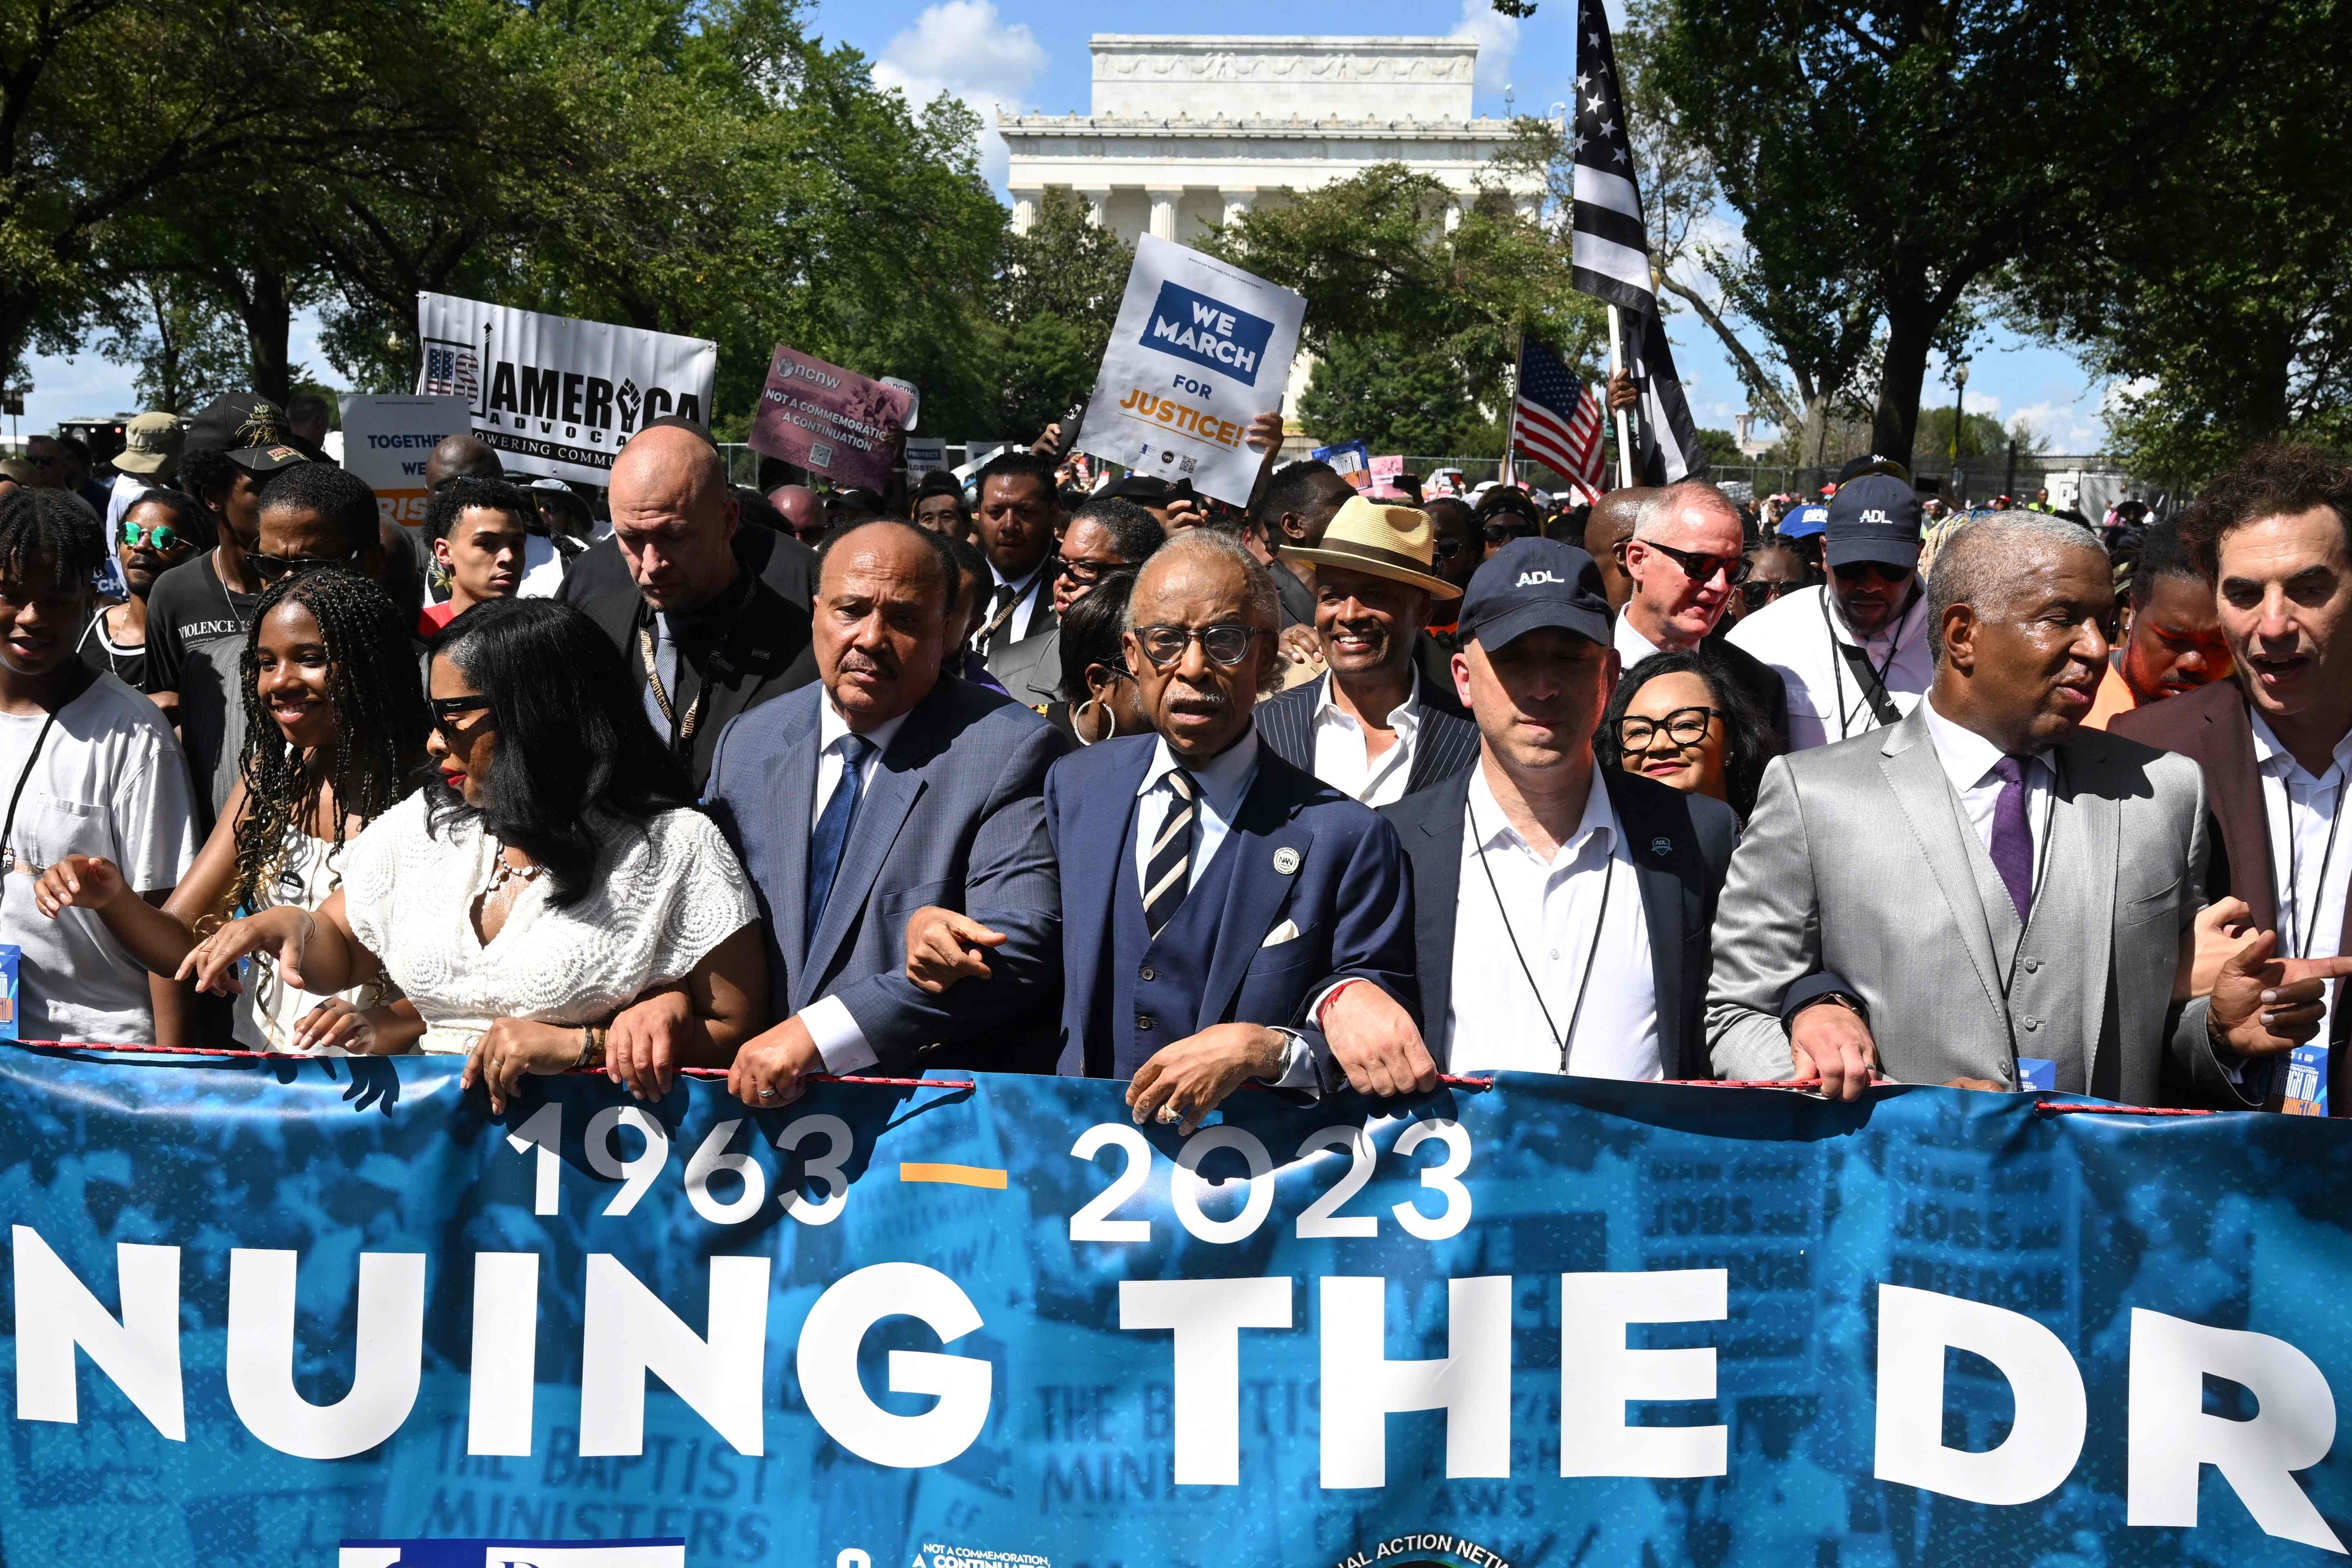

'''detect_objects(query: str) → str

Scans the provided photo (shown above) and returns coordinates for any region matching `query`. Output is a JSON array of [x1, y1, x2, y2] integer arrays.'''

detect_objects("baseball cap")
[[1824, 473, 1923, 570], [1778, 503, 1828, 539], [1457, 538, 1613, 651], [113, 412, 183, 474], [1838, 453, 1911, 485], [182, 392, 315, 475]]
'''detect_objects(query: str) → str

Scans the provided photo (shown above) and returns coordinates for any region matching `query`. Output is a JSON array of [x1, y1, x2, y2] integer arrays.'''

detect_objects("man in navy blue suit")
[[907, 529, 1422, 1131], [710, 519, 1068, 1106]]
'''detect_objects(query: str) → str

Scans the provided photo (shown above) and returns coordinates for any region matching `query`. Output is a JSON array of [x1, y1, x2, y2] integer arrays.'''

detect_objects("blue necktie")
[[806, 733, 875, 950]]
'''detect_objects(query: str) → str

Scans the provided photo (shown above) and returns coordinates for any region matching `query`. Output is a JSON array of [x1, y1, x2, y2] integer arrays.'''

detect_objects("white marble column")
[[1444, 198, 1463, 232], [1011, 189, 1041, 234], [1076, 186, 1110, 226], [1147, 187, 1181, 242], [1220, 188, 1255, 227]]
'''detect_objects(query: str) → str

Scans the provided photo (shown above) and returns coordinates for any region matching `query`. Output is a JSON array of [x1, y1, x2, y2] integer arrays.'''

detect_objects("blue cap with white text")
[[1457, 537, 1614, 651]]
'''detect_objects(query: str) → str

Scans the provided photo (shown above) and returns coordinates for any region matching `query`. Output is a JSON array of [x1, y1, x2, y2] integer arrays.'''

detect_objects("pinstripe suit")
[[1256, 669, 1482, 801], [1705, 704, 2253, 1107]]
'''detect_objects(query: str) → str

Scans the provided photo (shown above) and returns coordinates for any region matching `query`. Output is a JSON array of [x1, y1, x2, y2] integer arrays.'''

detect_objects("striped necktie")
[[1142, 767, 1199, 937]]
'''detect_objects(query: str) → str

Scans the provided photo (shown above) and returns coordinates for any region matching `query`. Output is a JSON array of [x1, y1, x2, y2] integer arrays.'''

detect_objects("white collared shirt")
[[1612, 611, 1664, 670], [1310, 670, 1424, 807], [796, 700, 914, 1076], [1132, 728, 1317, 1090], [1921, 698, 2057, 901], [988, 559, 1051, 645], [2251, 711, 2352, 1047], [1445, 763, 1661, 1079], [1728, 582, 1932, 751]]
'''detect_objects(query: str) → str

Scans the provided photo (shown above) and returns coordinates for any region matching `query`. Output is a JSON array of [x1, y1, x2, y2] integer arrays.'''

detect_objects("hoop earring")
[[1073, 697, 1108, 745]]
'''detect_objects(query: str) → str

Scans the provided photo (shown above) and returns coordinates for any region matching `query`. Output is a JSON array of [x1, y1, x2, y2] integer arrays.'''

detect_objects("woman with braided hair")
[[35, 567, 431, 1053]]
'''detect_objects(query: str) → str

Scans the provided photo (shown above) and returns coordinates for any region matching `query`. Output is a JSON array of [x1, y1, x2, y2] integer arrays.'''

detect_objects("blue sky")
[[20, 0, 2111, 455]]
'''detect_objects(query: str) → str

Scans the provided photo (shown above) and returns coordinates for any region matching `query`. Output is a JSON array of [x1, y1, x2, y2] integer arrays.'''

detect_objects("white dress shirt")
[[797, 701, 914, 1075], [2251, 712, 2352, 1052], [1921, 698, 2057, 901], [1728, 583, 1933, 751], [1311, 670, 1424, 807], [1133, 730, 1318, 1089], [987, 560, 1051, 645], [1445, 764, 1661, 1079], [1612, 611, 1665, 670]]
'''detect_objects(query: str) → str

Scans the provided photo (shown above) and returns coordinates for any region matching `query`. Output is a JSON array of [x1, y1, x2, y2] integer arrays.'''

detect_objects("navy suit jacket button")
[[1137, 1014, 1155, 1032], [1140, 964, 1156, 982]]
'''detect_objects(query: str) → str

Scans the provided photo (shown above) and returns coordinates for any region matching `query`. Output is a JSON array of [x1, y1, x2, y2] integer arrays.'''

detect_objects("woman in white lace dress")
[[183, 599, 766, 1110]]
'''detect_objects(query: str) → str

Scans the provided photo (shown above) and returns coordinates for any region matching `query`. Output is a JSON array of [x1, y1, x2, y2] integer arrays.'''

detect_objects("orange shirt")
[[2083, 662, 2138, 730]]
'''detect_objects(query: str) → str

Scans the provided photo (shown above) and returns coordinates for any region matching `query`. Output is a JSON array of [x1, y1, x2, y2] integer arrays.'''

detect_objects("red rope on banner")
[[2, 1040, 975, 1089], [2033, 1102, 2217, 1116], [1237, 1073, 1495, 1094]]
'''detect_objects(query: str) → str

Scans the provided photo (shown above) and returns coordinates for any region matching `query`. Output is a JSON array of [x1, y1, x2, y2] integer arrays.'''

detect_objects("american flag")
[[1567, 0, 1702, 486], [1511, 336, 1606, 502]]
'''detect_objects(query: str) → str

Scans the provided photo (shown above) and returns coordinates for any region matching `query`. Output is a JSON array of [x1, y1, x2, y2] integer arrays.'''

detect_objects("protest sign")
[[340, 394, 472, 530], [1313, 439, 1372, 490], [747, 345, 913, 493], [415, 293, 716, 486], [8, 1049, 2352, 1567], [1075, 235, 1305, 507], [903, 436, 947, 475]]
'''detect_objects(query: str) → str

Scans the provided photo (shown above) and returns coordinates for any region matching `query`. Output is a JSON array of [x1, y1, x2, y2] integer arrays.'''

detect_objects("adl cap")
[[1458, 537, 1613, 651]]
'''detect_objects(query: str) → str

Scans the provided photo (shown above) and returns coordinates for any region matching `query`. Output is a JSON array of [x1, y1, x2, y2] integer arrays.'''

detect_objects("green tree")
[[1202, 163, 1602, 442], [1297, 332, 1504, 457], [990, 188, 1131, 440], [96, 277, 251, 412], [1642, 0, 2310, 462]]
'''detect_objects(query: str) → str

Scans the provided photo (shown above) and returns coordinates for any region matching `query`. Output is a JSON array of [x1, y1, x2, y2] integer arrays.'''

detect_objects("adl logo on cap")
[[1142, 282, 1274, 386]]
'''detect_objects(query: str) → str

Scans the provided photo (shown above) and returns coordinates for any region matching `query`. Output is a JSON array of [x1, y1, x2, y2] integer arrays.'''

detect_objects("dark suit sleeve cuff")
[[1781, 972, 1863, 1028]]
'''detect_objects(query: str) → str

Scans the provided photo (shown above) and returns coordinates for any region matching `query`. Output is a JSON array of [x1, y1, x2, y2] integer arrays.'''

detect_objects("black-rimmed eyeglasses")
[[1131, 623, 1263, 668], [246, 547, 362, 583], [1614, 706, 1722, 751], [429, 696, 493, 740]]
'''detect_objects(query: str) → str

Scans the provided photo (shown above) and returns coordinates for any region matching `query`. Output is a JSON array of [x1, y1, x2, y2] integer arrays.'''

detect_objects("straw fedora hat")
[[1281, 494, 1461, 601]]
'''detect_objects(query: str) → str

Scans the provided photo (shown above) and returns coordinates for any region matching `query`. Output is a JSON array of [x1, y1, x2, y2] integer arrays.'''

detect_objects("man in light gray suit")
[[708, 519, 1071, 1106], [1708, 511, 2352, 1105]]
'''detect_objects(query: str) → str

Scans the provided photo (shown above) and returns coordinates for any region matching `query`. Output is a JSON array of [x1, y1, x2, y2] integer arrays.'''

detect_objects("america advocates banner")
[[5, 1050, 2352, 1567], [415, 293, 718, 485]]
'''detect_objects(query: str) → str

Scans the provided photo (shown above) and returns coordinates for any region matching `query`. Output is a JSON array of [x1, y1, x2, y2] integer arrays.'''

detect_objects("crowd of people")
[[1, 388, 2347, 1122]]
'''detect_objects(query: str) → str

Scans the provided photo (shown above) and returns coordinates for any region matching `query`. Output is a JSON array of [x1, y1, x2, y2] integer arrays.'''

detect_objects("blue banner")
[[5, 1049, 2352, 1567]]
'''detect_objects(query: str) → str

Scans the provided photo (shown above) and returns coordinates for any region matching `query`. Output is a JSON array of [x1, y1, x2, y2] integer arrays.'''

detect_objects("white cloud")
[[874, 1, 1048, 191], [1452, 0, 1519, 97], [2005, 398, 2105, 453]]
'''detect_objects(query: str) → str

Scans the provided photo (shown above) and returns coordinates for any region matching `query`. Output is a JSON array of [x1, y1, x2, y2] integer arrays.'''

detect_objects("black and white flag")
[[1568, 0, 1703, 484]]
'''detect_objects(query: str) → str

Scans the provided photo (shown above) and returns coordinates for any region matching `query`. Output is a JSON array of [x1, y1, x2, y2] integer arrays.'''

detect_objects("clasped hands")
[[902, 904, 1438, 1132]]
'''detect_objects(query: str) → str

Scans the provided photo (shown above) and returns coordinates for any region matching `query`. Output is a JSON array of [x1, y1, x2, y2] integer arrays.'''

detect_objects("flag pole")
[[1606, 304, 1635, 489], [1503, 330, 1524, 489]]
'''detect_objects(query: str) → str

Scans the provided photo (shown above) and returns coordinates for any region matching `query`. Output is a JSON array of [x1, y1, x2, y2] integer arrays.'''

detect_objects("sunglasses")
[[1481, 520, 1539, 544], [429, 696, 493, 740], [1131, 623, 1262, 668], [246, 547, 360, 583], [1431, 537, 1467, 562], [1832, 560, 1913, 586], [1615, 706, 1722, 751], [1053, 556, 1120, 586], [1740, 577, 1801, 609], [122, 520, 188, 552], [1642, 540, 1750, 587]]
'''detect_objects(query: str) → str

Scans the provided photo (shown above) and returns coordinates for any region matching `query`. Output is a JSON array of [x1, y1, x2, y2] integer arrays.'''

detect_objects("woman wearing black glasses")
[[1048, 570, 1150, 745], [1596, 648, 1785, 825], [38, 567, 427, 1052], [175, 598, 766, 1112], [78, 489, 211, 687]]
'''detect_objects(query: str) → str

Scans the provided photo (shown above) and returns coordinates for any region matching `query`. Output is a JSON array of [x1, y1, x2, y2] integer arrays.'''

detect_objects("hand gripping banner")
[[4, 1048, 2352, 1566]]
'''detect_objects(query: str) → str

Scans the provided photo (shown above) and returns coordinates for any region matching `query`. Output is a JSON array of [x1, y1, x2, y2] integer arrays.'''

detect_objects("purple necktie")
[[1989, 755, 2033, 921]]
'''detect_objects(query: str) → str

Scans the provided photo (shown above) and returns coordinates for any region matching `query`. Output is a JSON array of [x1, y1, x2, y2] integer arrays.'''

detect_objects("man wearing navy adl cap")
[[1354, 539, 1739, 1079], [1731, 473, 1935, 750]]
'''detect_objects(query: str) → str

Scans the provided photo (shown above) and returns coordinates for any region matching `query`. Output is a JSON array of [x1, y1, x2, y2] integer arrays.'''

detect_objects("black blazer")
[[1379, 764, 1739, 1079], [1256, 669, 1481, 798], [574, 570, 818, 793]]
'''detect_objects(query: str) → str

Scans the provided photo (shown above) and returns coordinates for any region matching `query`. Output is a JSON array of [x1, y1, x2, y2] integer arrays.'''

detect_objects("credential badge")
[[1272, 847, 1301, 875]]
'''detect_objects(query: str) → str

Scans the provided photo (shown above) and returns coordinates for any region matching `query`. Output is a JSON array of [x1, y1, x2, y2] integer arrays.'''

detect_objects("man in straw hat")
[[1255, 495, 1480, 805]]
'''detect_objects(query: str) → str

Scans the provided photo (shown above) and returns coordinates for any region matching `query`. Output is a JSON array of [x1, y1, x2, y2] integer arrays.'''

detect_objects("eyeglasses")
[[122, 520, 186, 552], [1832, 560, 1913, 586], [1641, 540, 1750, 587], [1481, 520, 1539, 544], [1053, 556, 1120, 586], [246, 547, 360, 583], [1132, 623, 1263, 668], [429, 696, 493, 740], [1615, 706, 1722, 751], [1740, 577, 1801, 609], [1431, 536, 1467, 562]]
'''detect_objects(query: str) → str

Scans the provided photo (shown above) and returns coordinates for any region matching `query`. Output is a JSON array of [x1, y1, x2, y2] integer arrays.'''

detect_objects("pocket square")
[[1261, 918, 1301, 948]]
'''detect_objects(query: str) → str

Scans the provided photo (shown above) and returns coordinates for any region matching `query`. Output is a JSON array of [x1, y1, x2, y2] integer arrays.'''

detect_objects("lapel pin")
[[1650, 837, 1673, 858], [1272, 847, 1301, 875]]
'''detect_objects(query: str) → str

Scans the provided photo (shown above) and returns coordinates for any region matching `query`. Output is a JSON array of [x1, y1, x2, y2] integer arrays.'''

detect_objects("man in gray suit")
[[1708, 511, 2352, 1105], [709, 519, 1070, 1106]]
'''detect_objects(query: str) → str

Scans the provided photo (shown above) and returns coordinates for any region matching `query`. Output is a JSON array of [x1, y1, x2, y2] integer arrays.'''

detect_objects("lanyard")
[[2274, 767, 2350, 961], [1466, 790, 1612, 1072], [638, 621, 706, 748], [0, 704, 66, 913], [1823, 590, 1912, 740]]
